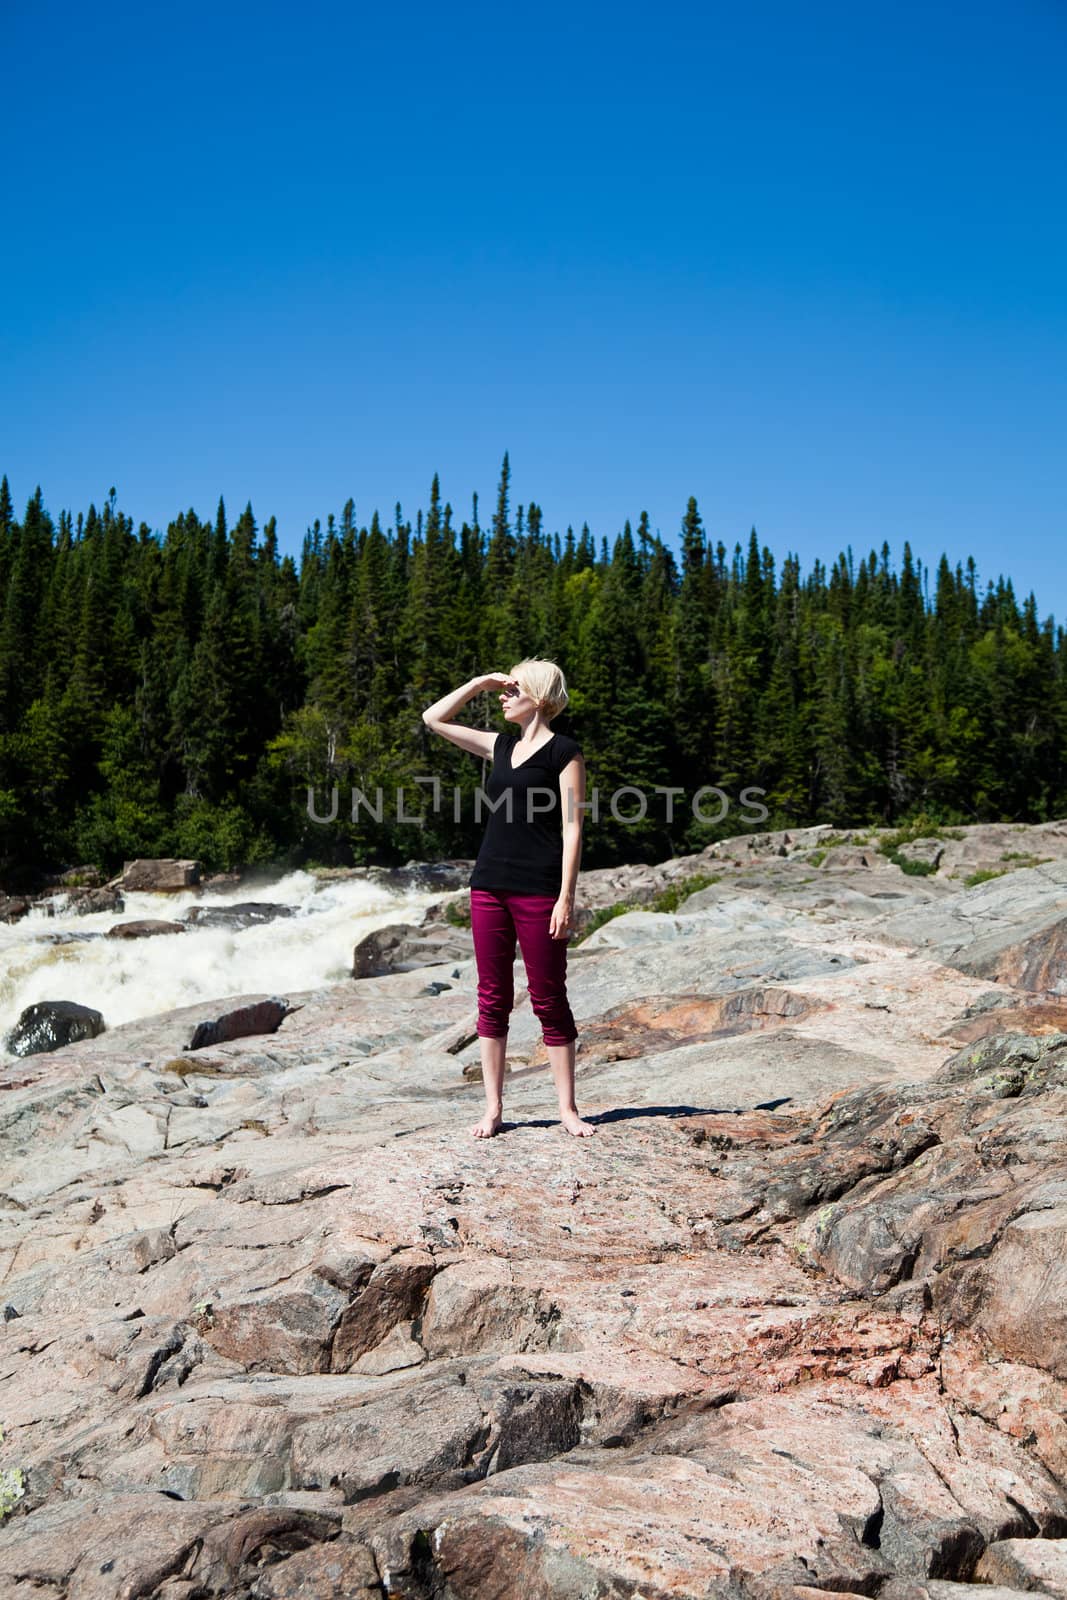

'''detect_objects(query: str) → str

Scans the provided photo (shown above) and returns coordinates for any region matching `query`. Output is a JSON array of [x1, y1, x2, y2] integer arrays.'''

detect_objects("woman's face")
[[500, 674, 536, 719]]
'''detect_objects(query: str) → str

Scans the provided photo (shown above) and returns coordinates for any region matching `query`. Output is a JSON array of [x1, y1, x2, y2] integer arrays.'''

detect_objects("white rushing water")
[[0, 870, 442, 1060]]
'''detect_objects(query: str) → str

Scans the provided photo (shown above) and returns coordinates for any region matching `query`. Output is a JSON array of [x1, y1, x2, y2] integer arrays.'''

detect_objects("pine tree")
[[673, 497, 714, 765], [0, 488, 53, 731], [485, 452, 515, 600]]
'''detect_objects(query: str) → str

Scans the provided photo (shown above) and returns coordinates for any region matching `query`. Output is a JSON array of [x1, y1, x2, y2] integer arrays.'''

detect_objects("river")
[[0, 870, 441, 1060]]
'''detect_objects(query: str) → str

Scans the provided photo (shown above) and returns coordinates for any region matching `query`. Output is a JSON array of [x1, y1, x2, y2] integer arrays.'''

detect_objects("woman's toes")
[[560, 1112, 596, 1137]]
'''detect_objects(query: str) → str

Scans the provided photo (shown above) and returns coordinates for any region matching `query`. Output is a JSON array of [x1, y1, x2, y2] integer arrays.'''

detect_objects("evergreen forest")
[[0, 455, 1061, 890]]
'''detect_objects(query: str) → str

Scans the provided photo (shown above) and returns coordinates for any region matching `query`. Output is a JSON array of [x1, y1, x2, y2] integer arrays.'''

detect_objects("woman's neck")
[[516, 714, 552, 742]]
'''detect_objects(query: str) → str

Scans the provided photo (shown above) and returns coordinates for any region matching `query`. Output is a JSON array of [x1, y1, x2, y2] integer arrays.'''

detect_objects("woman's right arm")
[[422, 676, 503, 759]]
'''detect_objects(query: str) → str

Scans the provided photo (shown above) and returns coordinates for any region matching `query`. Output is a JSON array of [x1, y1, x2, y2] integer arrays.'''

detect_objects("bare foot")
[[471, 1110, 503, 1138], [560, 1110, 596, 1137]]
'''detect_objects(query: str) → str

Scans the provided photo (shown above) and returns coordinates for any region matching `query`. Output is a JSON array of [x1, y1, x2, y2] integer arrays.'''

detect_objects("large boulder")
[[370, 859, 475, 894], [43, 865, 107, 888], [200, 870, 244, 890], [4, 1000, 106, 1056], [896, 836, 945, 868], [0, 893, 30, 923], [187, 996, 292, 1051], [105, 919, 187, 939], [352, 922, 474, 978], [118, 857, 201, 891], [63, 885, 125, 916], [183, 902, 297, 930], [818, 844, 889, 870]]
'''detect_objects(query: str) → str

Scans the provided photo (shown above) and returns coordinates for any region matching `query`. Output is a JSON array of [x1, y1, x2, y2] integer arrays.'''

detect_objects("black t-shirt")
[[469, 730, 584, 895]]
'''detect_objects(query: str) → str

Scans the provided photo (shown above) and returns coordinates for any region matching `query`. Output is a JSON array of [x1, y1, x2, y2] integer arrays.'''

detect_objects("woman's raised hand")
[[477, 672, 516, 693]]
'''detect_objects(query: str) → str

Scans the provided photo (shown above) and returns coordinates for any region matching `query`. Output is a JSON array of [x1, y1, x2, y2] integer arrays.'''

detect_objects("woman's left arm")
[[551, 754, 586, 939]]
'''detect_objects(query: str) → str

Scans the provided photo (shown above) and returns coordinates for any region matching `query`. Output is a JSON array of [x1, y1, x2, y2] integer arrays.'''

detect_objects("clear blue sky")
[[4, 0, 1065, 621]]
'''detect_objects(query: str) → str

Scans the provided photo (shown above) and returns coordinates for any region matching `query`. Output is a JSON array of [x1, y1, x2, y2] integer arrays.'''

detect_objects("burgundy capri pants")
[[470, 889, 578, 1046]]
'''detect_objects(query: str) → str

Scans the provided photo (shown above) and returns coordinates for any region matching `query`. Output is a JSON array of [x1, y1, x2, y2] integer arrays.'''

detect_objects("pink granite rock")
[[2, 836, 1067, 1597]]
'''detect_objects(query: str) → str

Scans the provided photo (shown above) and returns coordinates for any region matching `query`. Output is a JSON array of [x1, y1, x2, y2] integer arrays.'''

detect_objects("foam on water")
[[0, 870, 438, 1057]]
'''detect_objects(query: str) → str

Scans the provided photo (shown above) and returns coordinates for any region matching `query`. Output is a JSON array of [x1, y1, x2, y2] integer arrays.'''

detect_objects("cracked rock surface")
[[2, 826, 1067, 1598]]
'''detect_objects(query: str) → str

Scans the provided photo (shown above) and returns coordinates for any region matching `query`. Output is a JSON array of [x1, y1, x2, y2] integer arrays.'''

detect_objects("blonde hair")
[[509, 658, 569, 721]]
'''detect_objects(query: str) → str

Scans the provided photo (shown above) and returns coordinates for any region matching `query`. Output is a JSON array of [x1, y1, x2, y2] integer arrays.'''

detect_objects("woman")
[[422, 659, 595, 1139]]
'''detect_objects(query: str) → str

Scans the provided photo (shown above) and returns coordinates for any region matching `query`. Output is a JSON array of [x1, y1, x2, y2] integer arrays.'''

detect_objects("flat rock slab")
[[3, 833, 1067, 1597]]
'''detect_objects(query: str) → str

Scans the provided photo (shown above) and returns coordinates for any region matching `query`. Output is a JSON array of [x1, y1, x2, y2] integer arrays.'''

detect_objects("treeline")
[[0, 455, 1062, 887]]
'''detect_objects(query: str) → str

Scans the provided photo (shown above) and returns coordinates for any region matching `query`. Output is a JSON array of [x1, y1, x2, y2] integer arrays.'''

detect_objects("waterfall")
[[0, 870, 440, 1058]]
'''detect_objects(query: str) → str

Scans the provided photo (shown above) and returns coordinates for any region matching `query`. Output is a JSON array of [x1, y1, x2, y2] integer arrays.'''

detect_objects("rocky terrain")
[[1, 821, 1067, 1598]]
